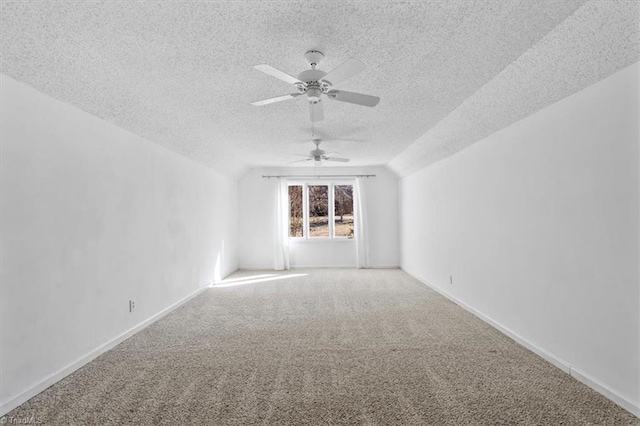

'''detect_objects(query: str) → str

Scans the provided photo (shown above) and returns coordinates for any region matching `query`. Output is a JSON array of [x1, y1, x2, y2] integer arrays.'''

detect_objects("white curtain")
[[274, 178, 290, 270], [354, 177, 370, 268]]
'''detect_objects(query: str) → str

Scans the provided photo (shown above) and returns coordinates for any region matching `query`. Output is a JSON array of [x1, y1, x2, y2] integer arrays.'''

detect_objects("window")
[[309, 185, 329, 237], [334, 185, 354, 238], [288, 182, 354, 239]]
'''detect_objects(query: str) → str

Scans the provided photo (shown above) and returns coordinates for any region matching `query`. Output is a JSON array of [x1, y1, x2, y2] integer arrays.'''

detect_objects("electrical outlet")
[[449, 275, 453, 284], [129, 300, 136, 313]]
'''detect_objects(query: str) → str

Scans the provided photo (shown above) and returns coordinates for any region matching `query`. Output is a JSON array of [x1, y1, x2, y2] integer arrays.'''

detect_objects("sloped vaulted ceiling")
[[1, 1, 638, 178]]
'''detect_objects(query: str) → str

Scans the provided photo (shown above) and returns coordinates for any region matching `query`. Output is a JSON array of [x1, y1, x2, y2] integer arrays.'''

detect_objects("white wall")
[[238, 166, 399, 269], [400, 63, 639, 414], [0, 75, 238, 413]]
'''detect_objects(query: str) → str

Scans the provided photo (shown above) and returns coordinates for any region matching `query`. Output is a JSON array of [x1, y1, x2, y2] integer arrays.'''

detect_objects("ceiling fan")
[[291, 139, 350, 164], [251, 50, 380, 122]]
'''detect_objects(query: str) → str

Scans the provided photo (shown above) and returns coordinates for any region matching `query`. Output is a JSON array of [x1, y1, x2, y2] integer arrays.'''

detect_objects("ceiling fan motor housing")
[[298, 68, 331, 102]]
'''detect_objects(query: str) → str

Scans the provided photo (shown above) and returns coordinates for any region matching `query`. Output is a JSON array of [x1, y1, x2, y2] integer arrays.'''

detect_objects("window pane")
[[308, 185, 329, 237], [288, 185, 303, 237], [334, 185, 354, 238]]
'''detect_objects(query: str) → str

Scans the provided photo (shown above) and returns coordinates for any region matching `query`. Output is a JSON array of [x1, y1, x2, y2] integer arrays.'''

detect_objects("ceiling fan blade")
[[254, 64, 303, 85], [327, 90, 380, 107], [321, 58, 366, 87], [314, 136, 363, 143], [323, 157, 350, 162], [309, 101, 324, 122], [288, 158, 313, 164], [251, 93, 302, 106]]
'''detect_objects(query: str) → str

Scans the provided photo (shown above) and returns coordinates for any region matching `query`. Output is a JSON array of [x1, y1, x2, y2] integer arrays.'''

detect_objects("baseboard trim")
[[290, 265, 356, 269], [210, 268, 239, 285], [402, 267, 640, 418], [366, 265, 401, 269], [237, 265, 273, 270], [238, 265, 400, 270], [0, 285, 209, 417], [569, 366, 640, 417]]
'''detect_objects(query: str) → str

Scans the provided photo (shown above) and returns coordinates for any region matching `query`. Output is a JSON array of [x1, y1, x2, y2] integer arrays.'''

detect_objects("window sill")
[[289, 238, 356, 243]]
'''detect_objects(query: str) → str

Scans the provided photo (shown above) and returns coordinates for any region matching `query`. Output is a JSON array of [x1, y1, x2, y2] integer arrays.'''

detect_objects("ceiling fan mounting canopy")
[[304, 50, 324, 67], [251, 50, 380, 122]]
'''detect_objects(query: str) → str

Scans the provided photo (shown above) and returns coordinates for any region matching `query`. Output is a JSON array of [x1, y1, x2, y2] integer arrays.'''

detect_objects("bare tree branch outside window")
[[309, 185, 329, 237], [289, 185, 303, 237], [288, 183, 354, 239], [334, 185, 354, 238]]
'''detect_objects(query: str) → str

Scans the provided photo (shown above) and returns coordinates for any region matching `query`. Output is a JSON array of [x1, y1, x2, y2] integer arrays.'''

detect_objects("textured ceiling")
[[389, 0, 640, 176], [1, 1, 638, 178]]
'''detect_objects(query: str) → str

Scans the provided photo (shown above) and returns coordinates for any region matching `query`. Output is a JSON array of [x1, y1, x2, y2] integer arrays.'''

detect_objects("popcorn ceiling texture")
[[389, 0, 640, 177], [0, 1, 637, 177]]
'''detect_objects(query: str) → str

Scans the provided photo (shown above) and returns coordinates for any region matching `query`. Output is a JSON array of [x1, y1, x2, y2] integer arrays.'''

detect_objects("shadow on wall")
[[212, 273, 309, 288]]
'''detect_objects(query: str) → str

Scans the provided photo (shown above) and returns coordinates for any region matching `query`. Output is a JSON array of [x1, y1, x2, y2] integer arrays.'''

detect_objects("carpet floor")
[[5, 269, 637, 425]]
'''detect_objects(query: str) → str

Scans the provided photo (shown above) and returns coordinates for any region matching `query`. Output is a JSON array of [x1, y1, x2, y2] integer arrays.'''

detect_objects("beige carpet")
[[5, 269, 637, 425]]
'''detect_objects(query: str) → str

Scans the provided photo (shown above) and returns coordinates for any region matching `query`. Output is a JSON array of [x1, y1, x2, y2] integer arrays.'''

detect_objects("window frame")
[[287, 180, 355, 241]]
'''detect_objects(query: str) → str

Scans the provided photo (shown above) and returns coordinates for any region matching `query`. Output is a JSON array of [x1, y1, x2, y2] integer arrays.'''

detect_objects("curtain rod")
[[262, 174, 376, 179]]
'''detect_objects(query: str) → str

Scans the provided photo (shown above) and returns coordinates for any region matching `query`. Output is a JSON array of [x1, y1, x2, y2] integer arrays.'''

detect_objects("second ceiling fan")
[[251, 50, 380, 122], [291, 139, 350, 164]]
